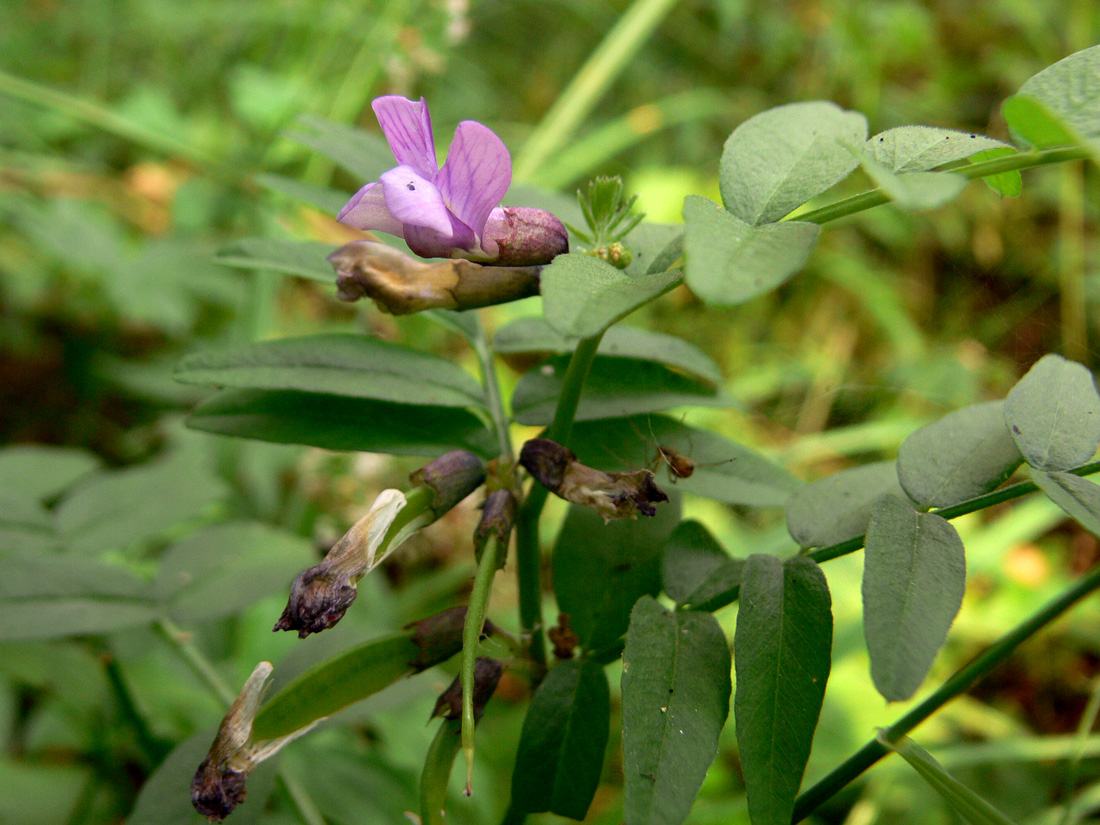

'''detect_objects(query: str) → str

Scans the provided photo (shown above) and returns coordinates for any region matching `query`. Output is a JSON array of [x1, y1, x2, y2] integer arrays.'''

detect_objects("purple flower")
[[338, 97, 567, 266]]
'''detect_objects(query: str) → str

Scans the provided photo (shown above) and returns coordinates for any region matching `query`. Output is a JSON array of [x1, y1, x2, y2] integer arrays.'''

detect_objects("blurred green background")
[[2, 1, 1099, 823]]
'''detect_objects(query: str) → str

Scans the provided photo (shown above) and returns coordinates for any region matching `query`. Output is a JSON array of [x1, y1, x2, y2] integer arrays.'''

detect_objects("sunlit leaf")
[[1016, 44, 1100, 140], [897, 401, 1023, 508], [1003, 95, 1083, 149], [622, 596, 731, 825], [969, 147, 1023, 197], [786, 461, 911, 548], [863, 126, 1013, 171], [682, 195, 819, 306], [719, 101, 867, 225], [735, 555, 832, 825], [1004, 354, 1100, 471], [1030, 468, 1100, 537], [554, 494, 680, 652], [863, 496, 966, 701], [510, 660, 610, 819], [187, 389, 497, 458], [176, 334, 487, 409], [857, 154, 968, 211]]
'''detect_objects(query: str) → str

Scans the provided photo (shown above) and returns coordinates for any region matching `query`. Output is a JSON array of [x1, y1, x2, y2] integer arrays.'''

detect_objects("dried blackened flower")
[[191, 663, 317, 822], [406, 606, 496, 673], [431, 657, 505, 721], [274, 489, 406, 637], [519, 437, 669, 522], [409, 450, 486, 519], [328, 240, 542, 314]]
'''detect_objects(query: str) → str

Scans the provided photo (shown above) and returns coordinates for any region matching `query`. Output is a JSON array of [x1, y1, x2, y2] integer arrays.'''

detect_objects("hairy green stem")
[[514, 333, 605, 673], [461, 533, 504, 794], [792, 559, 1100, 822], [797, 145, 1091, 225], [513, 0, 682, 180], [471, 314, 514, 462]]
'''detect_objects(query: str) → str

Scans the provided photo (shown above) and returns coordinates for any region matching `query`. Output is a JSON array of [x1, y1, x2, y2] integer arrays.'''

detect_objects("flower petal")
[[435, 120, 511, 242], [380, 166, 454, 236], [372, 96, 437, 180], [337, 182, 405, 236], [404, 217, 477, 259]]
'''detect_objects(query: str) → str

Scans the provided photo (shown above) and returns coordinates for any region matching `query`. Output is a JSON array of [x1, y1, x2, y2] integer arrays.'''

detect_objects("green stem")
[[513, 0, 682, 180], [471, 314, 514, 462], [792, 559, 1100, 823], [461, 533, 505, 795], [797, 145, 1091, 226], [514, 334, 605, 675]]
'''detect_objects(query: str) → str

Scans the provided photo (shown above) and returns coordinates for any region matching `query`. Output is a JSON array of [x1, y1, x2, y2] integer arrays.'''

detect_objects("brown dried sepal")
[[519, 437, 669, 522], [328, 240, 541, 314], [431, 657, 505, 721], [191, 758, 248, 822], [549, 613, 580, 660], [474, 489, 516, 565]]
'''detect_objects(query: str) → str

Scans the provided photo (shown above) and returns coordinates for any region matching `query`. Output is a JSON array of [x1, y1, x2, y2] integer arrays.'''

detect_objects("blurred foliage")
[[1, 0, 1099, 824]]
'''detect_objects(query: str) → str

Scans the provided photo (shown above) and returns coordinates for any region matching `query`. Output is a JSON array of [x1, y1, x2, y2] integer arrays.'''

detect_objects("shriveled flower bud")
[[474, 489, 516, 566], [431, 657, 505, 721], [191, 663, 317, 822], [482, 206, 569, 266], [274, 489, 406, 637], [406, 606, 497, 673], [329, 241, 541, 314], [409, 450, 486, 519], [519, 437, 669, 522]]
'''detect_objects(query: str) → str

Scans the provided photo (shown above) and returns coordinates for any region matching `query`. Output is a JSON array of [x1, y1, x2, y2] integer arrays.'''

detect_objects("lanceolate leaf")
[[661, 520, 732, 604], [252, 631, 420, 740], [863, 127, 1013, 172], [1016, 45, 1100, 141], [420, 719, 462, 825], [683, 195, 819, 307], [0, 445, 100, 501], [622, 596, 732, 825], [187, 389, 497, 458], [862, 496, 966, 701], [215, 238, 338, 282], [511, 356, 733, 426], [289, 115, 397, 182], [897, 401, 1023, 508], [510, 660, 610, 820], [735, 555, 832, 825], [786, 461, 911, 548], [1004, 354, 1100, 471], [553, 495, 680, 652], [719, 101, 868, 225], [1030, 468, 1100, 538], [176, 334, 487, 409], [569, 414, 800, 507]]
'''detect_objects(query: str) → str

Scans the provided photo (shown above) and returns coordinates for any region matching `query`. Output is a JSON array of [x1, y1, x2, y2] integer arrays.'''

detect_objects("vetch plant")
[[159, 44, 1100, 825]]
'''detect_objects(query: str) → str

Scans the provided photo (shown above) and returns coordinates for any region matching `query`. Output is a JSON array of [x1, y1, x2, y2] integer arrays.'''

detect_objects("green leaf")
[[0, 445, 100, 501], [661, 520, 744, 612], [569, 414, 801, 507], [0, 554, 158, 640], [897, 401, 1023, 508], [862, 496, 966, 702], [1030, 468, 1100, 537], [682, 195, 819, 306], [55, 451, 228, 555], [540, 253, 682, 340], [719, 101, 868, 225], [0, 493, 60, 553], [553, 494, 680, 652], [176, 334, 486, 409], [622, 596, 732, 825], [214, 238, 338, 282], [511, 660, 611, 819], [252, 631, 419, 740], [420, 719, 462, 825], [786, 461, 911, 548], [1002, 95, 1083, 149], [863, 127, 1014, 171], [422, 309, 481, 340], [883, 735, 1020, 825], [735, 555, 832, 825], [289, 115, 396, 181], [857, 153, 969, 211], [970, 148, 1023, 197], [511, 356, 733, 426], [1004, 354, 1100, 471], [155, 522, 315, 623], [1016, 45, 1100, 140], [255, 172, 350, 215], [493, 318, 723, 385], [187, 389, 497, 458]]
